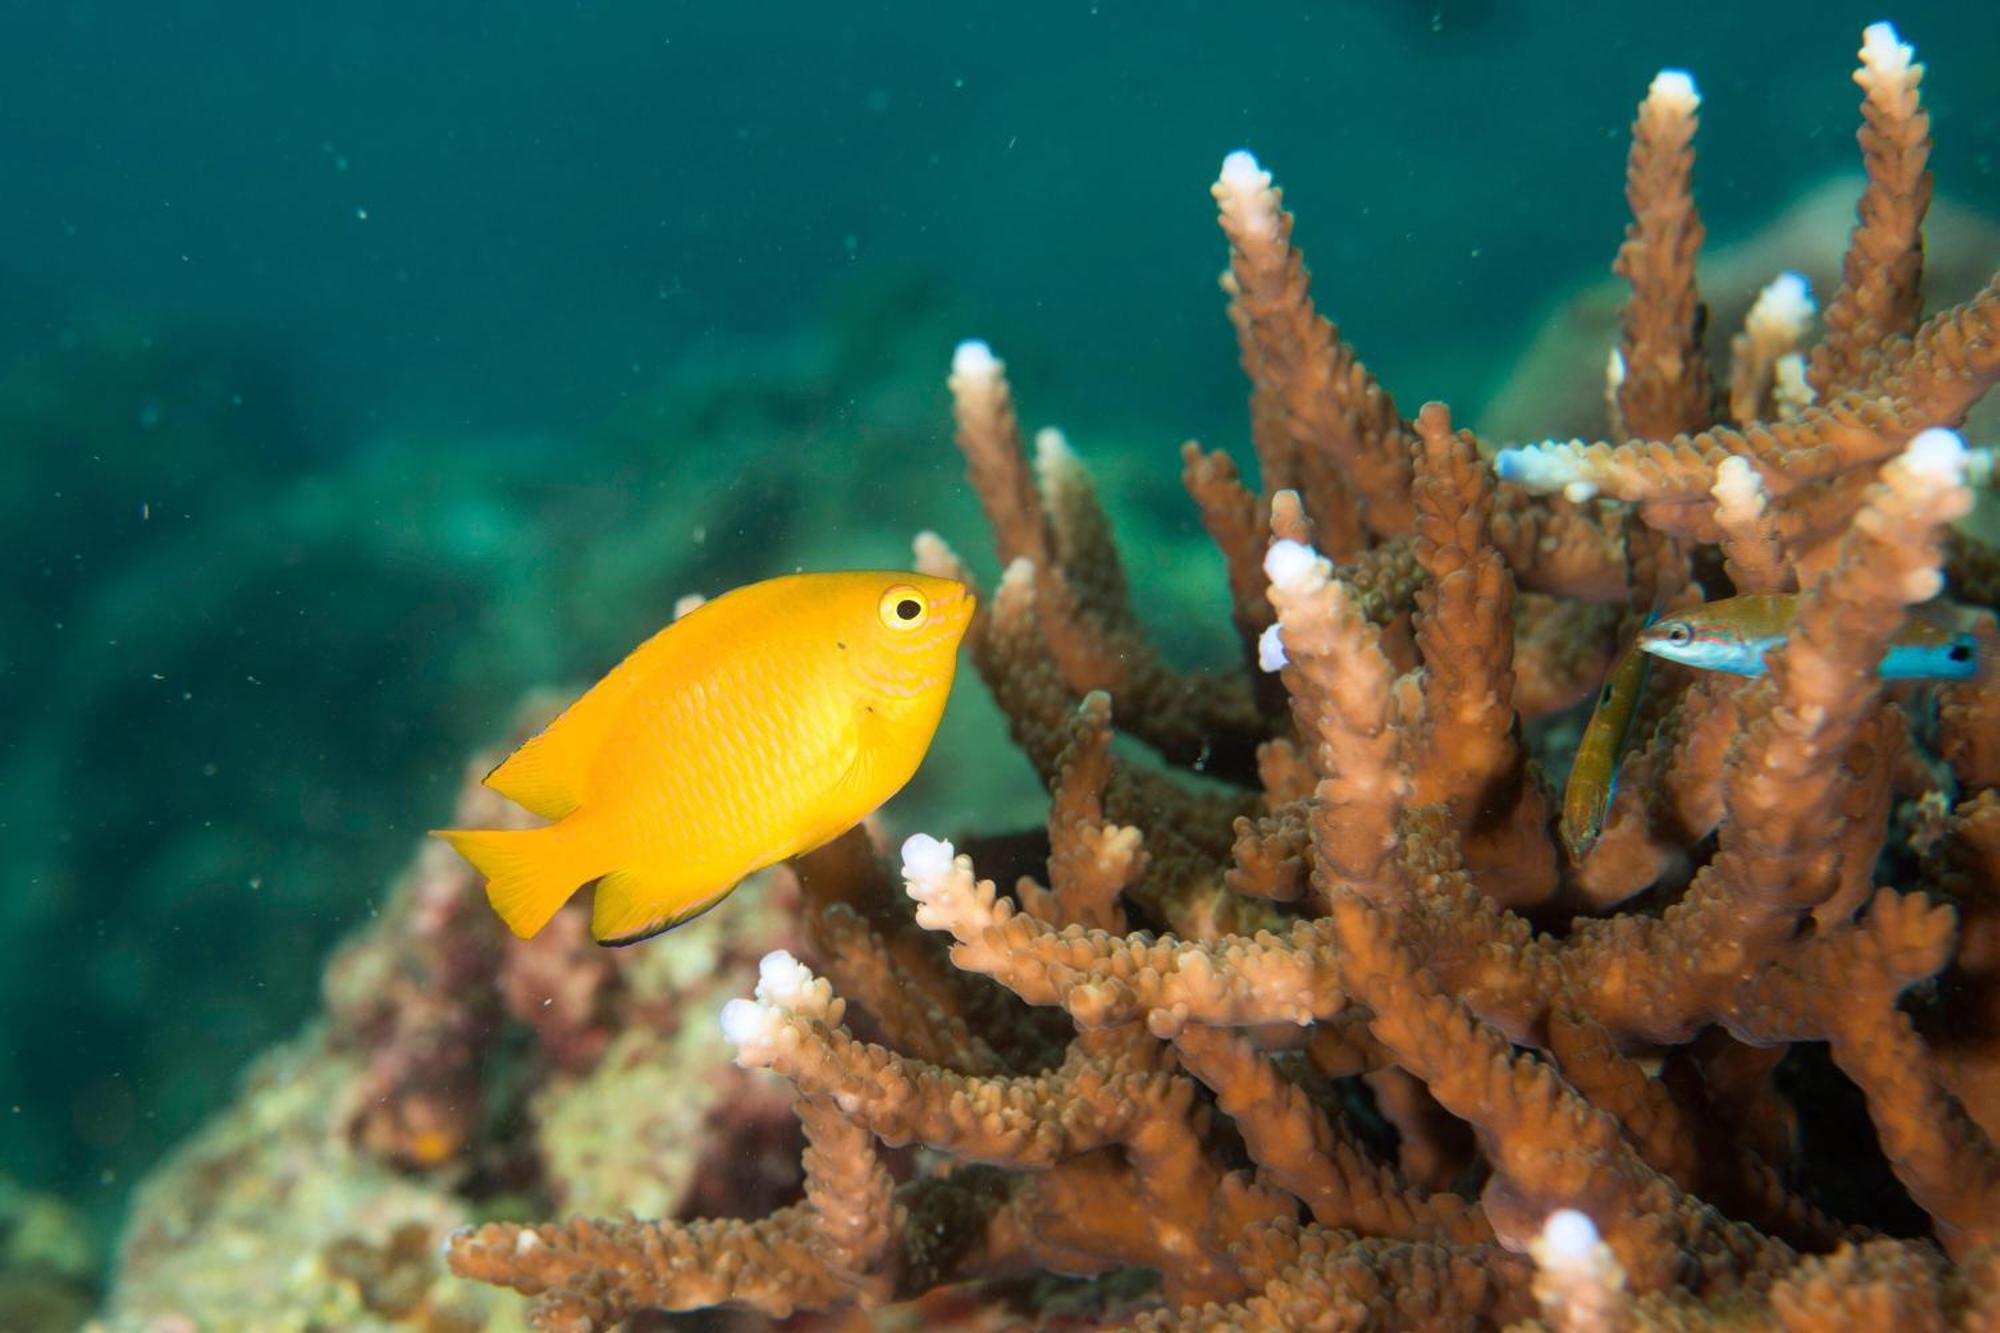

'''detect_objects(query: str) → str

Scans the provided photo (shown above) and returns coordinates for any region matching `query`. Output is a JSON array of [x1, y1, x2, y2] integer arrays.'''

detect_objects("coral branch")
[[1213, 150, 1412, 549], [1264, 533, 1411, 897], [1407, 402, 1520, 810], [1702, 428, 1971, 945], [1171, 1023, 1487, 1244], [1727, 272, 1817, 428], [1809, 22, 1933, 397], [415, 24, 2000, 1329], [902, 834, 1340, 1033], [1614, 70, 1713, 439], [446, 1091, 890, 1324]]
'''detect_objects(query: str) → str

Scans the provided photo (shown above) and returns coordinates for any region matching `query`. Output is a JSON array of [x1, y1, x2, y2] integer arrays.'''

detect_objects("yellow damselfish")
[[433, 571, 974, 945]]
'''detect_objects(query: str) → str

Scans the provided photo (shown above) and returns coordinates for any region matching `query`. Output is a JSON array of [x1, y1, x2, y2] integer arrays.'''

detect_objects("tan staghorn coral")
[[442, 21, 1999, 1331]]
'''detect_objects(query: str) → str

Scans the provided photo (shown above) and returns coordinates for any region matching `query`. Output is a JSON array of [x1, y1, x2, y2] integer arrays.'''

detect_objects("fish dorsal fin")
[[485, 620, 681, 818]]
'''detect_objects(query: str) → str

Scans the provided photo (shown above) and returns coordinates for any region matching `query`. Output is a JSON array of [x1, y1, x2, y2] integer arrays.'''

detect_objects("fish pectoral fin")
[[782, 730, 881, 860], [590, 868, 739, 946]]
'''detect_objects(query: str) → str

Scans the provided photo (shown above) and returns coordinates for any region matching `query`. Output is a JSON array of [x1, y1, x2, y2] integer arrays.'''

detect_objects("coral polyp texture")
[[438, 22, 1998, 1331]]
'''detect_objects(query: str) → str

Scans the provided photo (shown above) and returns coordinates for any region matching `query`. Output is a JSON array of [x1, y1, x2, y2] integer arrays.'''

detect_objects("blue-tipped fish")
[[1637, 594, 1977, 680]]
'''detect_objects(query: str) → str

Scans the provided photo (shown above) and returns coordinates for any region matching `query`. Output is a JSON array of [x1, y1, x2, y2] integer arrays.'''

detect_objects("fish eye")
[[1665, 624, 1691, 646], [1949, 642, 1972, 662], [879, 585, 929, 631]]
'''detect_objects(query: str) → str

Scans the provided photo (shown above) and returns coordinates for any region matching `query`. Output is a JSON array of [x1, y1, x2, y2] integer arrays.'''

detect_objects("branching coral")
[[445, 22, 2000, 1330]]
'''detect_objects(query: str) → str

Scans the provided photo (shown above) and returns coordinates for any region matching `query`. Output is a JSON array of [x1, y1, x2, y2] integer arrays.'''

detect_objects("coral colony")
[[238, 20, 2000, 1329], [437, 22, 2000, 1329]]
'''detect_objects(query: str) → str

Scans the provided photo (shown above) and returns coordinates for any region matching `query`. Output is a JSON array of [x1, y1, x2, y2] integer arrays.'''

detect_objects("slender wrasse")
[[1637, 593, 1978, 680], [434, 571, 974, 945], [1560, 638, 1654, 860]]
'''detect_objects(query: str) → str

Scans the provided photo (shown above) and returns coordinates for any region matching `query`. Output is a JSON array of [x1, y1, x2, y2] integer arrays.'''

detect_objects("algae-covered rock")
[[95, 1036, 509, 1332], [0, 1175, 97, 1332], [97, 766, 815, 1328]]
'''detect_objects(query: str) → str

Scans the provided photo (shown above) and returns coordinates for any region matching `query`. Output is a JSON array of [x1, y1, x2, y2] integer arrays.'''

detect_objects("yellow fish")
[[433, 571, 974, 945], [1559, 639, 1653, 860]]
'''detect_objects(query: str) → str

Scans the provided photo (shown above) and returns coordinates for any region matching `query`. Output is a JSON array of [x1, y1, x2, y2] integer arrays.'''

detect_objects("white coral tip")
[[719, 997, 775, 1048], [1861, 22, 1912, 74], [1033, 427, 1073, 468], [1711, 455, 1766, 514], [1764, 271, 1815, 321], [1263, 538, 1322, 594], [912, 529, 952, 568], [951, 339, 998, 379], [1257, 623, 1289, 672], [1648, 69, 1700, 113], [901, 832, 956, 888], [1218, 149, 1269, 193], [1538, 1209, 1601, 1270], [1773, 353, 1814, 414], [1903, 427, 1968, 486], [1495, 443, 1593, 497], [755, 949, 816, 1005]]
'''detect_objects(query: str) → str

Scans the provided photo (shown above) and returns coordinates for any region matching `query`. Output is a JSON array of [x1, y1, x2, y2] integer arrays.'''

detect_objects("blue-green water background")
[[1, 0, 1994, 1270]]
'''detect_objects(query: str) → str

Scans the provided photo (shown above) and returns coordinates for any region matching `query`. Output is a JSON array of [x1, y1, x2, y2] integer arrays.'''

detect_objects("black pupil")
[[1671, 626, 1689, 643], [1949, 643, 1971, 661], [896, 599, 922, 621]]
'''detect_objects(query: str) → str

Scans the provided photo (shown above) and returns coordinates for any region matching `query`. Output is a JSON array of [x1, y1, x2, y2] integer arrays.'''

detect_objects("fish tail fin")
[[430, 824, 598, 938], [1878, 632, 1981, 682]]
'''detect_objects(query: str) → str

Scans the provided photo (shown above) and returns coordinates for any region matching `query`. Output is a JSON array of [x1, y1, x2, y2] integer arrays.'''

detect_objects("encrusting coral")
[[437, 22, 2000, 1330]]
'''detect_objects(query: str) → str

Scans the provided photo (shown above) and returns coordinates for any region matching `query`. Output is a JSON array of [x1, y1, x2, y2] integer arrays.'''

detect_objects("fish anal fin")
[[431, 825, 594, 939], [591, 869, 739, 947]]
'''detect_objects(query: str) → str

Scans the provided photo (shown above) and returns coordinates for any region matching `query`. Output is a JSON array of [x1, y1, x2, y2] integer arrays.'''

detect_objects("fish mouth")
[[1634, 629, 1681, 660], [929, 583, 976, 637]]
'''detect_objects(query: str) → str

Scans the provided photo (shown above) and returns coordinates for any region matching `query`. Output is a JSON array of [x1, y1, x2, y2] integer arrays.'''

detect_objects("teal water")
[[0, 0, 1994, 1292]]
